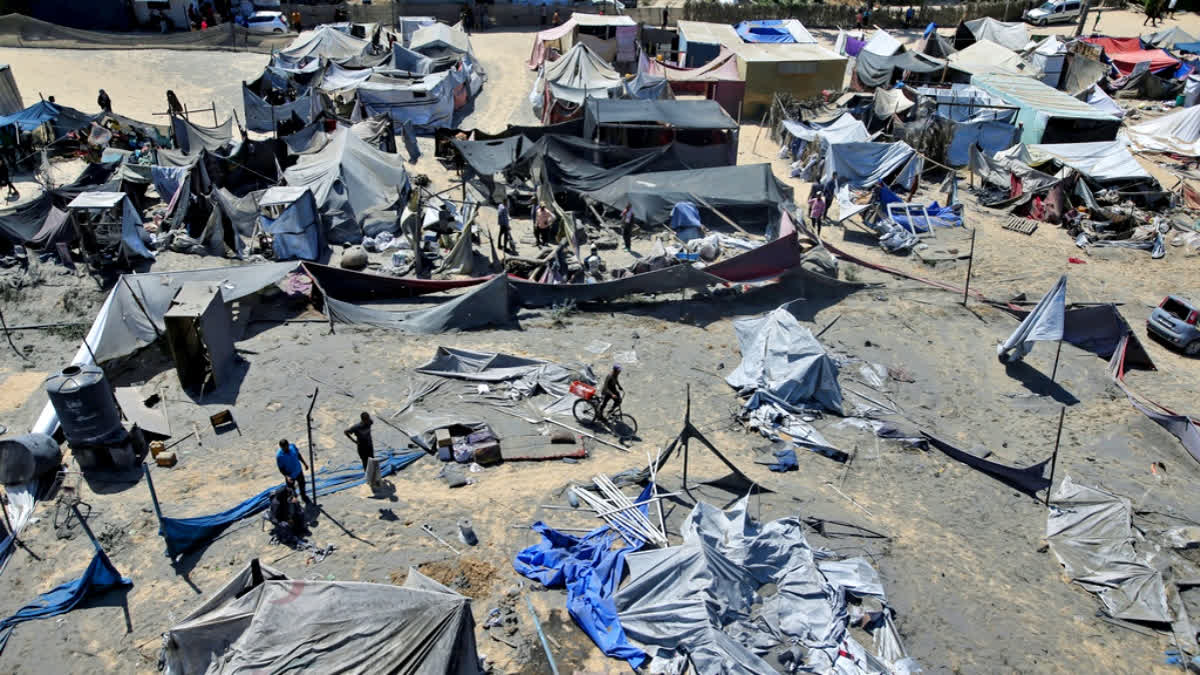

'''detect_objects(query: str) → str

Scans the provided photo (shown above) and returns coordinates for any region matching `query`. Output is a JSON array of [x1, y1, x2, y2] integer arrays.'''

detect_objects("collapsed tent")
[[614, 497, 916, 674], [997, 275, 1066, 363], [1125, 104, 1200, 156], [823, 141, 921, 188], [509, 264, 727, 308], [1083, 36, 1180, 76], [581, 163, 792, 234], [161, 562, 478, 674], [956, 18, 1029, 51], [726, 306, 843, 414], [323, 274, 515, 333], [282, 126, 408, 243], [921, 433, 1050, 497]]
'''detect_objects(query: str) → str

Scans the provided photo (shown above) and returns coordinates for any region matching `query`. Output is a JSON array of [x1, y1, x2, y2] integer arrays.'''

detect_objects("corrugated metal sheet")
[[971, 73, 1117, 121]]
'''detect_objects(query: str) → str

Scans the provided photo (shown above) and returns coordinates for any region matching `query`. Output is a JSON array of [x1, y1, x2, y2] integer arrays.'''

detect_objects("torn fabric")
[[726, 306, 843, 413], [997, 275, 1066, 363]]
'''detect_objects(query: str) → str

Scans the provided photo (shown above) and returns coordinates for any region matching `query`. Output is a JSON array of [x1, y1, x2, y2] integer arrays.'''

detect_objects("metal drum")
[[44, 365, 124, 447]]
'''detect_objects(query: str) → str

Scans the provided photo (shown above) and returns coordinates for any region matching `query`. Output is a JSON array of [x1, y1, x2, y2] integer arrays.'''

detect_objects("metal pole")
[[1044, 406, 1066, 506], [524, 595, 560, 675], [962, 228, 976, 306], [212, 101, 217, 127], [70, 503, 102, 552], [1049, 339, 1064, 384], [142, 463, 164, 523], [0, 306, 30, 362], [306, 387, 319, 504]]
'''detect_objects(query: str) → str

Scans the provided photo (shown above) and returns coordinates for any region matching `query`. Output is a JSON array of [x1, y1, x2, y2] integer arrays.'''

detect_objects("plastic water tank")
[[44, 365, 124, 446], [0, 433, 62, 485]]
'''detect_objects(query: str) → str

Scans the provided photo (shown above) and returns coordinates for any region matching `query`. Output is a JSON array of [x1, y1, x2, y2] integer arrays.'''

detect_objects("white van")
[[1025, 0, 1082, 26]]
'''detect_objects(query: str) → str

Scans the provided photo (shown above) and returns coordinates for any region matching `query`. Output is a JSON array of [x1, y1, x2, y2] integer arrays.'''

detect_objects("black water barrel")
[[0, 433, 62, 485], [44, 365, 124, 447]]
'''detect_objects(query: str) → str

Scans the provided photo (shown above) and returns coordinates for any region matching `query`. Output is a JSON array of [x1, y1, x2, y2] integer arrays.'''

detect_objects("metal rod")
[[0, 307, 29, 362], [142, 463, 164, 524], [306, 387, 319, 505], [1044, 406, 1066, 507], [542, 417, 627, 452], [1049, 339, 1064, 385], [70, 502, 102, 552], [962, 228, 976, 306], [525, 595, 560, 675], [420, 524, 461, 555]]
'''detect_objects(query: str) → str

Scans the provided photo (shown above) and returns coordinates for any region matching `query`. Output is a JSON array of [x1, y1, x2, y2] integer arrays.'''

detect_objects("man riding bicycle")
[[597, 364, 623, 417]]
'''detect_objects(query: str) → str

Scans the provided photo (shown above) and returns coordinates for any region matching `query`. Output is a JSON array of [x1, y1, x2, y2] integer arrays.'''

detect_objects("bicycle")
[[570, 381, 638, 438]]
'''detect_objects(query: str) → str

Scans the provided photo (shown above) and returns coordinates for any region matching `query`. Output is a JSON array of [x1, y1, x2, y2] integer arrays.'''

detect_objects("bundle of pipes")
[[571, 474, 669, 547]]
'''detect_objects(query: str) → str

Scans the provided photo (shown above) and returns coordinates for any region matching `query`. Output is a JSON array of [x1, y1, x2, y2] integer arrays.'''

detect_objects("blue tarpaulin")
[[513, 484, 654, 670], [1176, 41, 1200, 55], [878, 184, 963, 231], [0, 549, 131, 655], [735, 20, 795, 43], [0, 101, 63, 132], [159, 450, 424, 558]]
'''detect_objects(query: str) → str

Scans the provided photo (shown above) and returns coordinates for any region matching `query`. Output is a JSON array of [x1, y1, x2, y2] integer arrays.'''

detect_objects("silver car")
[[1147, 295, 1200, 356], [1025, 0, 1081, 26]]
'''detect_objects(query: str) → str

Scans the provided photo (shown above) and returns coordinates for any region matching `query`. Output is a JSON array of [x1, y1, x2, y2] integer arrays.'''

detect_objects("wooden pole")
[[1044, 406, 1066, 506], [142, 463, 164, 523], [962, 228, 976, 306], [306, 387, 319, 505]]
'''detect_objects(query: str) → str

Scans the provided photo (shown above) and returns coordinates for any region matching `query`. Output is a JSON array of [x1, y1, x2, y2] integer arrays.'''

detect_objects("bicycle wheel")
[[573, 398, 599, 426], [611, 412, 638, 438]]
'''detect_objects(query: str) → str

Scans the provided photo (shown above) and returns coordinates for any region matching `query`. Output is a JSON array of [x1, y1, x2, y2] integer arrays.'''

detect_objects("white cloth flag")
[[998, 275, 1066, 363]]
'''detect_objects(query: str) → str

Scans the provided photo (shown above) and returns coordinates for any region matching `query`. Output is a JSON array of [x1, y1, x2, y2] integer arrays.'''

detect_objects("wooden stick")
[[962, 228, 976, 306], [543, 417, 628, 452], [1044, 406, 1066, 507]]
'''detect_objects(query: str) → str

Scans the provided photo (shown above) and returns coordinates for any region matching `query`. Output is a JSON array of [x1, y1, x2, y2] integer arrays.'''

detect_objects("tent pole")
[[212, 101, 217, 127], [1049, 338, 1064, 384], [306, 387, 319, 505], [70, 503, 102, 552], [142, 463, 164, 525], [961, 228, 976, 306], [1044, 406, 1066, 506], [0, 307, 30, 362]]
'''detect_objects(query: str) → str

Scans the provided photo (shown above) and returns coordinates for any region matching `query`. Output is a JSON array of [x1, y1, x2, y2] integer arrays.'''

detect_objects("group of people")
[[459, 4, 490, 33], [269, 412, 378, 538], [1143, 0, 1179, 26], [807, 172, 839, 236]]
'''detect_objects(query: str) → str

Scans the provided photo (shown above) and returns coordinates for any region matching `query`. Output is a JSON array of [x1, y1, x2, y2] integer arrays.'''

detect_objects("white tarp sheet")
[[1087, 85, 1126, 118], [997, 275, 1066, 363], [963, 17, 1029, 51], [781, 112, 869, 145], [823, 141, 919, 187], [1125, 104, 1200, 156], [862, 29, 902, 56], [725, 306, 843, 413], [1023, 140, 1151, 181]]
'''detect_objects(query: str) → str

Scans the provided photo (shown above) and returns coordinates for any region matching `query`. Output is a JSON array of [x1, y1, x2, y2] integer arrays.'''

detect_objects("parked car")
[[245, 11, 290, 34], [1024, 0, 1081, 26], [1147, 295, 1200, 355]]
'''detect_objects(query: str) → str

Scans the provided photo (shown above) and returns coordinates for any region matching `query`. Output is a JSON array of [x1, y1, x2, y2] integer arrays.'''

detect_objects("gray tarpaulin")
[[543, 42, 624, 107], [452, 135, 526, 177], [967, 144, 1059, 194], [947, 120, 1020, 167], [162, 562, 479, 675], [392, 44, 435, 74], [962, 17, 1029, 51], [822, 141, 919, 187], [33, 262, 301, 436], [171, 116, 233, 154], [614, 497, 916, 674], [1047, 476, 1172, 623], [282, 126, 408, 244], [323, 274, 514, 333], [242, 84, 317, 134], [416, 346, 593, 400], [509, 264, 726, 308], [998, 275, 1066, 363], [725, 306, 843, 413], [854, 49, 945, 89], [277, 25, 370, 62]]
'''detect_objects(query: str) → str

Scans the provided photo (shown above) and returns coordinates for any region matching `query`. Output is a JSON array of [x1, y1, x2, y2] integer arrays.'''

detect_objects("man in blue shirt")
[[276, 439, 311, 504]]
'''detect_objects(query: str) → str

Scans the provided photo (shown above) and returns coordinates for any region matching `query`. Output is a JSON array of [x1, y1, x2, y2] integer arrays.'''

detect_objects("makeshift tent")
[[583, 99, 739, 167], [324, 275, 514, 332], [677, 20, 743, 68], [171, 116, 233, 154], [162, 563, 478, 675], [282, 126, 408, 243], [528, 14, 637, 69], [997, 275, 1066, 363], [242, 71, 318, 134], [909, 83, 1015, 123], [1027, 36, 1068, 88], [947, 120, 1020, 167], [581, 163, 792, 233], [392, 43, 435, 74], [1142, 26, 1196, 49], [1087, 85, 1125, 118], [640, 48, 746, 118], [277, 25, 371, 63], [726, 306, 843, 413], [257, 187, 321, 261], [956, 17, 1029, 51], [353, 68, 470, 131], [971, 73, 1121, 144], [536, 42, 625, 123], [734, 19, 817, 44], [862, 29, 903, 56], [1013, 140, 1152, 182], [410, 22, 472, 57], [782, 112, 871, 160], [66, 191, 155, 262], [0, 65, 21, 117], [823, 141, 921, 188], [731, 43, 847, 117], [948, 39, 1035, 79], [1125, 104, 1200, 156], [1083, 36, 1179, 76], [855, 49, 945, 89]]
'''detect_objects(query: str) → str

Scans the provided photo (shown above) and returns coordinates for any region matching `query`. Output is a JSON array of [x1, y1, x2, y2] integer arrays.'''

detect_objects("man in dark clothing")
[[497, 200, 515, 252], [821, 171, 839, 206], [0, 160, 18, 201], [597, 364, 624, 417], [276, 439, 311, 503], [662, 8, 669, 29], [269, 485, 304, 536], [621, 202, 634, 250], [97, 90, 112, 114], [344, 412, 375, 470]]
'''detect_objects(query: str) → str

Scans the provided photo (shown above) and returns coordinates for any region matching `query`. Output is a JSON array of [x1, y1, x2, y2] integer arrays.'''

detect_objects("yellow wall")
[[740, 58, 845, 118]]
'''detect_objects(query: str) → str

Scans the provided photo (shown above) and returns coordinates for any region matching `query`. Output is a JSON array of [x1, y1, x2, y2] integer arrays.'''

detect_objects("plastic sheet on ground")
[[513, 485, 656, 670], [997, 275, 1066, 363], [415, 346, 592, 401], [509, 264, 727, 308], [162, 562, 477, 674], [1125, 104, 1200, 156], [703, 230, 802, 283], [614, 497, 916, 674], [1047, 476, 1172, 623], [726, 305, 843, 413], [921, 433, 1050, 496], [1107, 335, 1200, 465], [0, 548, 131, 655], [158, 451, 423, 559], [324, 274, 514, 333]]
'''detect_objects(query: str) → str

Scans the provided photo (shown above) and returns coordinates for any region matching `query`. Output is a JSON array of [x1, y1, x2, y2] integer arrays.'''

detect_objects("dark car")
[[1147, 295, 1200, 356]]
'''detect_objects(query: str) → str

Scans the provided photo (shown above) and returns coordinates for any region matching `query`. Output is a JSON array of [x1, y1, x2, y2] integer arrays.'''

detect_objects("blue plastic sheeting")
[[513, 484, 654, 670], [878, 185, 962, 231], [947, 119, 1020, 167], [0, 101, 63, 132], [261, 191, 321, 261], [1173, 60, 1196, 79], [823, 141, 920, 188], [736, 20, 795, 43], [1177, 41, 1200, 54], [159, 450, 424, 558], [0, 549, 131, 655]]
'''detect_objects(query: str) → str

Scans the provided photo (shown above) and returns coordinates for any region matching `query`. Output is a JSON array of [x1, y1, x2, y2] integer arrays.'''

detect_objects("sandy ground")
[[0, 15, 1199, 675]]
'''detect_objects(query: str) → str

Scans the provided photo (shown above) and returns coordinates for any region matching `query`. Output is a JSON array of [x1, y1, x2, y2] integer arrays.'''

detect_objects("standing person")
[[497, 199, 515, 252], [662, 7, 669, 29], [275, 439, 311, 504], [344, 412, 374, 471], [620, 202, 634, 250], [166, 90, 184, 116], [1144, 0, 1158, 26], [290, 9, 301, 31], [808, 190, 827, 236], [904, 6, 915, 27], [822, 171, 839, 206], [97, 89, 112, 114], [0, 159, 18, 202], [1168, 0, 1178, 19], [535, 204, 555, 246], [552, 9, 560, 26], [541, 4, 548, 26], [855, 9, 864, 29]]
